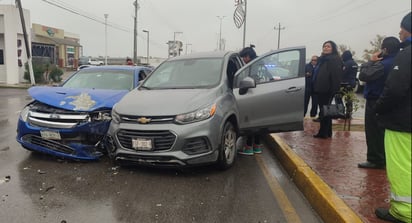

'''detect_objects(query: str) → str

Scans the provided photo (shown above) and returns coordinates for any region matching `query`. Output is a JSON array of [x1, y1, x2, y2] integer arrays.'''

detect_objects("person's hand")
[[306, 72, 312, 77], [370, 51, 383, 62]]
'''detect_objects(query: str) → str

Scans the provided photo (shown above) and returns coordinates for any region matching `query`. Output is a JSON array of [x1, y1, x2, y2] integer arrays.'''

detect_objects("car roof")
[[80, 65, 151, 71], [167, 51, 236, 61]]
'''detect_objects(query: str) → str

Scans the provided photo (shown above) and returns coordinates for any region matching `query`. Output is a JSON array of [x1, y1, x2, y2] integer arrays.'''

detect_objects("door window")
[[235, 50, 301, 86]]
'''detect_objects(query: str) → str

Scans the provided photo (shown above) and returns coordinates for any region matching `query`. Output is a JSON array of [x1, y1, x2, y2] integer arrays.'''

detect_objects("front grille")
[[120, 115, 175, 124], [28, 111, 88, 129], [117, 129, 176, 151], [182, 137, 210, 155], [21, 134, 75, 154]]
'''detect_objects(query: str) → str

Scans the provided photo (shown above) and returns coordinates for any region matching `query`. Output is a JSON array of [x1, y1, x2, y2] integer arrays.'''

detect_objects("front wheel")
[[217, 122, 237, 170]]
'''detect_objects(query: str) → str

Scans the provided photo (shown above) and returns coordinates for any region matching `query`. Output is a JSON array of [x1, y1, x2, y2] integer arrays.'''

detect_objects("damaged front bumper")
[[17, 118, 109, 160], [16, 101, 112, 160]]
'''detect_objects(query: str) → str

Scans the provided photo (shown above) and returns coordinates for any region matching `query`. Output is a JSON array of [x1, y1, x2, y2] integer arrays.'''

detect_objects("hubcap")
[[224, 128, 236, 163]]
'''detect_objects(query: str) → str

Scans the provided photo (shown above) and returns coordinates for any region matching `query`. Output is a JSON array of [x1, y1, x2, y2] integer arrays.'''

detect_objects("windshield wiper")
[[139, 86, 151, 90]]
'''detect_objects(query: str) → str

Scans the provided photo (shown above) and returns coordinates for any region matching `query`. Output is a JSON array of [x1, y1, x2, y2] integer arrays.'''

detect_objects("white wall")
[[0, 5, 31, 84]]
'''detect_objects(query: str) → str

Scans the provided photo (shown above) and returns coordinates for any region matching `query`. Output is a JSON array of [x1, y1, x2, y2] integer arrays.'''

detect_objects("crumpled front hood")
[[28, 86, 129, 111]]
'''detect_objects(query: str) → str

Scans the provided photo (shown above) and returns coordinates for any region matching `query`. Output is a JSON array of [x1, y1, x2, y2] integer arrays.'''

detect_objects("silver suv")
[[105, 47, 306, 169]]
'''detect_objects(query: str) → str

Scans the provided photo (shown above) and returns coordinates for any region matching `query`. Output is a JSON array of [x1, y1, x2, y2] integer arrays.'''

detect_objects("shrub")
[[24, 63, 64, 84], [24, 62, 46, 83], [49, 65, 63, 82]]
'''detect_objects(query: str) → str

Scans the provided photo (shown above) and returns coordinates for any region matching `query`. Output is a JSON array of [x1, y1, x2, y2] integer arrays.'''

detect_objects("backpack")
[[358, 61, 384, 82]]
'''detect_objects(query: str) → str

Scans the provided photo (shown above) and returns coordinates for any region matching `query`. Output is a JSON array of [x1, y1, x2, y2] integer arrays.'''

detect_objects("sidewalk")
[[271, 118, 390, 223], [0, 70, 73, 89]]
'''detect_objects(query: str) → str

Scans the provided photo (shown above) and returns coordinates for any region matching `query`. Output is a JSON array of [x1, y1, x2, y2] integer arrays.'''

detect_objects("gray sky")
[[10, 0, 412, 59]]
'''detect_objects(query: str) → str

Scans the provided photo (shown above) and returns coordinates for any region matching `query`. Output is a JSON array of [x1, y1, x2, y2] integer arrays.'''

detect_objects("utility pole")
[[16, 0, 35, 85], [242, 0, 247, 48], [274, 22, 285, 49], [133, 0, 139, 64], [217, 16, 225, 51]]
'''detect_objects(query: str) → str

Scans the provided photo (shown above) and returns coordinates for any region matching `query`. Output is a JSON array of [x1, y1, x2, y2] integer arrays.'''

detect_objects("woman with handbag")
[[312, 40, 343, 138]]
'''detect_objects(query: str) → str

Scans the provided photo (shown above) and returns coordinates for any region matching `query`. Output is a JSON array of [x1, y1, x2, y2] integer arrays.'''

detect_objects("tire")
[[217, 121, 237, 170]]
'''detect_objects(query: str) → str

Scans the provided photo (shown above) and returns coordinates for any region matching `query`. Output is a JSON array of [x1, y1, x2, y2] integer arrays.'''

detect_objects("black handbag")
[[321, 93, 346, 119], [322, 103, 346, 119]]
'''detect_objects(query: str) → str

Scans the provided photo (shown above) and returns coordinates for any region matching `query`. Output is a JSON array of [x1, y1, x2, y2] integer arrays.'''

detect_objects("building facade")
[[31, 23, 81, 70], [0, 4, 82, 84], [0, 4, 30, 84]]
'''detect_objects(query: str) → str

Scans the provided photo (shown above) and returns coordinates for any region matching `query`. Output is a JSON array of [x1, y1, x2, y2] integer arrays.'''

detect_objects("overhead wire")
[[41, 0, 131, 33], [39, 0, 167, 51]]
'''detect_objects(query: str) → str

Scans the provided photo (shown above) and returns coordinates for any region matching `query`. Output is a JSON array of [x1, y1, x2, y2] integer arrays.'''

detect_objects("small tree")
[[362, 34, 385, 61]]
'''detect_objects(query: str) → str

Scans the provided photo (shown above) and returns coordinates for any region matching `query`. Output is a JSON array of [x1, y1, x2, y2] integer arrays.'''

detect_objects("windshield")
[[142, 58, 222, 89], [63, 69, 134, 90]]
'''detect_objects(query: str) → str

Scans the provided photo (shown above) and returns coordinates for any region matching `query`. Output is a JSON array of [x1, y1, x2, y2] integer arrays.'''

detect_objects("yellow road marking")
[[255, 155, 302, 223]]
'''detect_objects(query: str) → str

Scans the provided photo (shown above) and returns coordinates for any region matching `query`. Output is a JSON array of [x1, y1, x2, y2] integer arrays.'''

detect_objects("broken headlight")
[[20, 106, 30, 122], [91, 110, 112, 121]]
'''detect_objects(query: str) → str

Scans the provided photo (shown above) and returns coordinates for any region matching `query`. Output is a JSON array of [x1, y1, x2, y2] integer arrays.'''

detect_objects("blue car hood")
[[28, 86, 129, 111]]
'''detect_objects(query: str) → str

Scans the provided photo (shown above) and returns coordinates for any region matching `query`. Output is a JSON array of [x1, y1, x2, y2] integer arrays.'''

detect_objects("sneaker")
[[375, 208, 403, 223], [253, 144, 263, 154], [238, 145, 254, 156]]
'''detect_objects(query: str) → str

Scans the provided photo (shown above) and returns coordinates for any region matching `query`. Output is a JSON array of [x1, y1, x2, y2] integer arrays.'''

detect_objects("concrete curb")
[[0, 84, 31, 89], [269, 134, 363, 223]]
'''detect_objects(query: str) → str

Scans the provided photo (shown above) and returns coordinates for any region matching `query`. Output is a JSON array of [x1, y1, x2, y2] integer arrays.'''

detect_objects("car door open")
[[234, 46, 306, 134]]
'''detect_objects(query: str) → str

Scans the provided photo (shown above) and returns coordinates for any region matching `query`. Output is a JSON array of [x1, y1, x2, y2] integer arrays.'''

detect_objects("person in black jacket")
[[358, 37, 400, 170], [304, 55, 319, 118], [374, 12, 411, 223], [341, 50, 358, 89], [312, 40, 343, 138]]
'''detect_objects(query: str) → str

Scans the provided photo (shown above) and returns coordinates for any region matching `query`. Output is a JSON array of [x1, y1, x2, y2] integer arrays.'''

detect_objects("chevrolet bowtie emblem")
[[137, 117, 151, 124]]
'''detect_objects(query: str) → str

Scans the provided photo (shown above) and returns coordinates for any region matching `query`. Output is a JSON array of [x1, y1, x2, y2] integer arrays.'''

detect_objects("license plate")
[[132, 138, 153, 151], [40, 130, 61, 140]]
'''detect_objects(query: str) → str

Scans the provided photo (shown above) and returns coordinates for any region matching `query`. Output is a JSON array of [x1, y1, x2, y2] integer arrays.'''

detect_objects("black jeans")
[[364, 99, 385, 165]]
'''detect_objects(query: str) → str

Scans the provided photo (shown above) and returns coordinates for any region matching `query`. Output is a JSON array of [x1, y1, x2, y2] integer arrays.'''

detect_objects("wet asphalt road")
[[0, 88, 322, 223]]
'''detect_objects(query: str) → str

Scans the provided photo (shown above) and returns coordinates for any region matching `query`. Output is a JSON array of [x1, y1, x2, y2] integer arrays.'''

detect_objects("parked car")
[[88, 58, 104, 66], [78, 56, 89, 66], [16, 65, 152, 160], [105, 47, 305, 169], [354, 69, 365, 93]]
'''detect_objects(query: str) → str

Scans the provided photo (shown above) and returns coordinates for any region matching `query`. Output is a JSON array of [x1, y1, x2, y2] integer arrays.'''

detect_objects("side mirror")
[[238, 76, 256, 95]]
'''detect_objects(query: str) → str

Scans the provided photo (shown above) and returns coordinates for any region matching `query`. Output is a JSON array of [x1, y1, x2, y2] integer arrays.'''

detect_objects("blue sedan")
[[16, 65, 152, 160]]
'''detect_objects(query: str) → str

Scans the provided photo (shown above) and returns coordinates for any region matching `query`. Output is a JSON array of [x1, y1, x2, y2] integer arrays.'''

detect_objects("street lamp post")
[[133, 0, 139, 64], [217, 16, 225, 51], [142, 30, 149, 64], [104, 13, 108, 65], [173, 31, 183, 56]]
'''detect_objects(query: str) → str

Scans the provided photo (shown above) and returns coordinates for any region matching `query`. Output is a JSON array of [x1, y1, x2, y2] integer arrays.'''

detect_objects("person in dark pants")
[[304, 55, 319, 118], [312, 40, 343, 139], [358, 37, 400, 169], [374, 12, 411, 223], [237, 45, 263, 155]]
